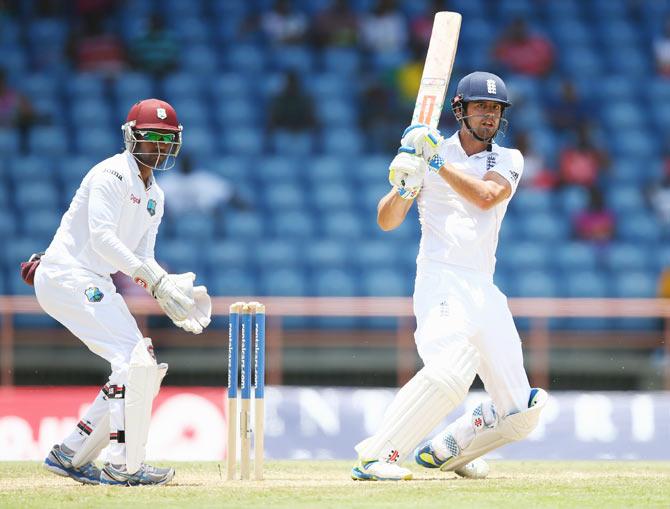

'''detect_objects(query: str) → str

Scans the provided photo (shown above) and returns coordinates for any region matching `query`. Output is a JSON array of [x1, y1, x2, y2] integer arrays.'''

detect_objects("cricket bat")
[[412, 12, 462, 129]]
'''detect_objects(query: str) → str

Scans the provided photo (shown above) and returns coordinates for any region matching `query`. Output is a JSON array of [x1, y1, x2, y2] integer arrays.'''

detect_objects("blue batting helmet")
[[453, 71, 512, 108]]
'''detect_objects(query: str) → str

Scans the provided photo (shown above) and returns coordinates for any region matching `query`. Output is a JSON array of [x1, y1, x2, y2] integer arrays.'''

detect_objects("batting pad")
[[441, 388, 548, 472], [355, 341, 479, 463]]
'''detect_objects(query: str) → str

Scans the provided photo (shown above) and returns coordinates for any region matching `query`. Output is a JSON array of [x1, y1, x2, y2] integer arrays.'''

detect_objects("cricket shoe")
[[100, 463, 175, 486], [351, 460, 412, 481], [415, 440, 489, 479], [43, 444, 101, 485]]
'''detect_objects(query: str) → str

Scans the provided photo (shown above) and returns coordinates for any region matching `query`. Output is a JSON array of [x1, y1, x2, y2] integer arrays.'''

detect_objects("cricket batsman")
[[22, 99, 212, 486], [352, 72, 548, 481]]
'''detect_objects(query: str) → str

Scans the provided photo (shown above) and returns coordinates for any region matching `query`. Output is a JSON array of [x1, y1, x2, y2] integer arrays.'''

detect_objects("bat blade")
[[412, 11, 462, 129]]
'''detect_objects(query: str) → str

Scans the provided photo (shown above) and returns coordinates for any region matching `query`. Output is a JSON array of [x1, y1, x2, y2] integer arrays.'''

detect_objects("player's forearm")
[[90, 229, 144, 276], [436, 163, 505, 210], [377, 189, 414, 231]]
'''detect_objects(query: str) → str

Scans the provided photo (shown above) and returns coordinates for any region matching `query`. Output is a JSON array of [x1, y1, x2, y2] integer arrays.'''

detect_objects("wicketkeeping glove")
[[400, 124, 446, 172], [174, 284, 212, 334], [132, 260, 195, 327]]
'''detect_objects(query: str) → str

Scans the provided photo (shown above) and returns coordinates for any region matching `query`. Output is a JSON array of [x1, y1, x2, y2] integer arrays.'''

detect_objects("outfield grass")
[[1, 461, 669, 509]]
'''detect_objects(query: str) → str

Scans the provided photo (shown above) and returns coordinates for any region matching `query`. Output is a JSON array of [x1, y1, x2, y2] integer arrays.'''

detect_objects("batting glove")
[[389, 148, 426, 200], [400, 124, 445, 172]]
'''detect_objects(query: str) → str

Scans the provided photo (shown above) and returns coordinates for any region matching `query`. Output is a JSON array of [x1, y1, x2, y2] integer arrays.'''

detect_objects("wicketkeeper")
[[23, 99, 212, 486]]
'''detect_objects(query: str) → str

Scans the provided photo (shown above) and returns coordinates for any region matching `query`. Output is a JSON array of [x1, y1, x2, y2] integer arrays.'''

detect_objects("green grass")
[[1, 461, 669, 509]]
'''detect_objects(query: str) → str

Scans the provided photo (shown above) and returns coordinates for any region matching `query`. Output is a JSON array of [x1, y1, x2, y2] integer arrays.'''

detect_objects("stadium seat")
[[321, 210, 365, 239], [304, 239, 349, 269], [497, 241, 550, 272], [554, 242, 598, 271], [113, 73, 154, 102], [270, 131, 315, 156], [511, 188, 554, 214], [163, 73, 203, 99], [305, 156, 346, 184], [215, 99, 259, 126], [617, 213, 661, 243], [28, 127, 69, 156], [66, 74, 105, 98], [612, 271, 657, 298], [312, 268, 358, 296], [556, 186, 589, 216], [603, 243, 651, 271], [181, 45, 219, 74], [256, 156, 301, 181], [606, 187, 645, 214], [226, 44, 265, 73], [252, 239, 301, 270], [205, 240, 250, 270], [155, 240, 201, 274], [270, 46, 314, 73], [173, 214, 216, 241], [322, 48, 361, 74], [14, 181, 60, 211], [351, 239, 398, 270], [310, 182, 355, 211], [361, 268, 412, 296], [22, 210, 61, 241], [209, 73, 249, 98], [518, 213, 568, 242], [223, 210, 264, 239], [322, 128, 363, 154], [263, 182, 306, 211], [210, 268, 256, 296], [563, 270, 609, 297], [271, 210, 315, 238], [0, 129, 20, 153], [514, 270, 559, 297], [259, 267, 307, 296], [316, 99, 357, 126]]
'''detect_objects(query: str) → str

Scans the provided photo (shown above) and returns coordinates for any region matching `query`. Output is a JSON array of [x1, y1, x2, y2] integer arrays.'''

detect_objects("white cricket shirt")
[[416, 132, 524, 276], [43, 151, 164, 277]]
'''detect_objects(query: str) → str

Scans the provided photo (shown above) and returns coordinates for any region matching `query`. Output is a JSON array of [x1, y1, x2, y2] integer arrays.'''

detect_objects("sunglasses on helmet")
[[137, 130, 177, 143]]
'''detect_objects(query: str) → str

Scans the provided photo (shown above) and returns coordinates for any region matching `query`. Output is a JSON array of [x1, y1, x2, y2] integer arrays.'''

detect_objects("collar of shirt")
[[124, 150, 154, 190], [446, 131, 500, 160]]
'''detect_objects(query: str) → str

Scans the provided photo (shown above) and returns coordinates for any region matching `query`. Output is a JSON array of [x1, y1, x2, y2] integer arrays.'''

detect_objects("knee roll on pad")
[[355, 341, 479, 463]]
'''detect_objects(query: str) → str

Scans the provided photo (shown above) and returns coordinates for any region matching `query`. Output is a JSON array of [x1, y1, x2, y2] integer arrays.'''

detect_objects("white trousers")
[[34, 262, 144, 465], [413, 261, 531, 416]]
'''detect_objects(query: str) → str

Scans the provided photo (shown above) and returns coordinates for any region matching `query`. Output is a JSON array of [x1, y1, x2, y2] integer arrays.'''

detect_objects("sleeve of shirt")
[[489, 149, 524, 198], [88, 169, 144, 276], [134, 201, 162, 263]]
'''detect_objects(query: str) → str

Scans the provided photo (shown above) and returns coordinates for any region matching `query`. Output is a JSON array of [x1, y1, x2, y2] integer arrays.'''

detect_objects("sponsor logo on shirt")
[[509, 170, 520, 183], [147, 198, 157, 217], [103, 168, 123, 181], [84, 286, 104, 303], [130, 193, 141, 204]]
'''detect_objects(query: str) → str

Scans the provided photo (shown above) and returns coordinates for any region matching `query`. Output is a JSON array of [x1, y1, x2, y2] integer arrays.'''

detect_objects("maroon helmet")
[[122, 98, 183, 170]]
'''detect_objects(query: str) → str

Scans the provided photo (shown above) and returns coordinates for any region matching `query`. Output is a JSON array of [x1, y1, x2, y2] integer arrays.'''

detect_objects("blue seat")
[[556, 186, 589, 216], [28, 127, 69, 156], [221, 127, 262, 155], [612, 271, 657, 298], [270, 131, 315, 156], [617, 213, 661, 243], [321, 211, 364, 239], [310, 182, 354, 211], [170, 99, 208, 126], [0, 129, 19, 152], [209, 73, 249, 97], [271, 210, 315, 238], [22, 210, 60, 240], [606, 187, 645, 214], [210, 268, 256, 296], [322, 128, 363, 154], [113, 73, 154, 102], [256, 156, 300, 181], [351, 239, 397, 269], [259, 267, 307, 296], [182, 127, 217, 158], [67, 74, 105, 98], [322, 48, 361, 74], [511, 189, 554, 214], [209, 156, 249, 181], [602, 102, 643, 130], [656, 245, 670, 272], [271, 46, 314, 73], [215, 100, 259, 126], [305, 72, 354, 100], [305, 156, 346, 183], [603, 243, 651, 271], [561, 47, 602, 78], [514, 270, 559, 297], [71, 99, 112, 127], [518, 213, 568, 242], [563, 270, 609, 297], [205, 240, 250, 270], [316, 99, 356, 126], [14, 181, 60, 211], [59, 155, 98, 182], [497, 241, 549, 272], [554, 242, 598, 271], [361, 268, 411, 296], [263, 183, 306, 210], [311, 268, 357, 296], [598, 76, 635, 101], [226, 45, 264, 73], [611, 131, 656, 160], [0, 213, 16, 238], [22, 73, 60, 100], [304, 239, 349, 269], [252, 239, 300, 269], [75, 127, 120, 157], [224, 211, 264, 239], [355, 156, 389, 183], [173, 214, 216, 241], [3, 237, 47, 266], [163, 73, 203, 99], [609, 157, 648, 184], [181, 45, 219, 74], [155, 240, 200, 274]]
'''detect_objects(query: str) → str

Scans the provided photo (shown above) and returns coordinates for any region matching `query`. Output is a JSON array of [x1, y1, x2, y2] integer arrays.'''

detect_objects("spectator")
[[158, 153, 249, 217], [360, 77, 401, 153], [558, 124, 609, 187], [394, 39, 426, 109], [67, 13, 127, 75], [547, 79, 589, 132], [359, 0, 407, 54], [409, 0, 444, 47], [128, 14, 179, 79], [0, 68, 39, 151], [646, 155, 670, 229], [261, 0, 308, 45], [492, 18, 554, 76], [653, 16, 670, 77], [312, 0, 359, 48], [573, 185, 615, 245], [658, 268, 670, 298], [516, 132, 557, 189], [267, 70, 317, 133]]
